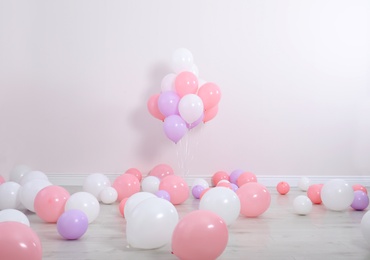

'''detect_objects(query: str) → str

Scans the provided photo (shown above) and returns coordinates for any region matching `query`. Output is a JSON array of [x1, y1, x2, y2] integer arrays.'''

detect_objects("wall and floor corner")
[[1, 1, 369, 186]]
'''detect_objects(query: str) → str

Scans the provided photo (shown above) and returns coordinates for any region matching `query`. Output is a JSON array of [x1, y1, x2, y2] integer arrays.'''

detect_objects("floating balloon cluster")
[[147, 48, 221, 143], [0, 165, 370, 260]]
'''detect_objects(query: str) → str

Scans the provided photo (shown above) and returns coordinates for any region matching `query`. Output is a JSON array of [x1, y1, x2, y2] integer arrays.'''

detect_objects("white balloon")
[[83, 173, 111, 199], [141, 176, 160, 193], [297, 177, 311, 191], [0, 209, 30, 226], [321, 179, 354, 211], [191, 178, 209, 189], [9, 164, 32, 184], [293, 195, 312, 215], [190, 64, 199, 77], [124, 192, 156, 222], [20, 170, 49, 186], [65, 192, 100, 223], [0, 182, 21, 210], [361, 210, 370, 240], [161, 73, 176, 92], [199, 187, 241, 226], [126, 197, 179, 249], [99, 187, 118, 204], [171, 48, 194, 74], [178, 94, 204, 124], [19, 179, 52, 212]]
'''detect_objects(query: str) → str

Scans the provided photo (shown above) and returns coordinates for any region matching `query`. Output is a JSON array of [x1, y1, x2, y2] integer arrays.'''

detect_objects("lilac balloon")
[[155, 190, 171, 201], [192, 185, 204, 199], [230, 183, 239, 192], [57, 209, 88, 240], [351, 191, 369, 211], [158, 91, 180, 117], [187, 113, 204, 130], [163, 115, 188, 143], [229, 169, 244, 184]]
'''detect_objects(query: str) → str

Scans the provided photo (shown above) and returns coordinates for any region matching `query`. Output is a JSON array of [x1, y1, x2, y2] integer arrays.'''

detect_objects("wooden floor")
[[25, 186, 370, 260]]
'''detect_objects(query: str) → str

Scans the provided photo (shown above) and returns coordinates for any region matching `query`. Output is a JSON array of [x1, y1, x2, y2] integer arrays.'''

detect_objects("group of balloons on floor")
[[147, 48, 221, 143], [1, 165, 370, 260]]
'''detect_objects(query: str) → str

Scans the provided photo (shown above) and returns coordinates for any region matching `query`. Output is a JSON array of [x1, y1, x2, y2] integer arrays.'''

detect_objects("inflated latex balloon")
[[124, 192, 156, 221], [83, 173, 111, 199], [293, 195, 312, 215], [321, 179, 354, 211], [57, 209, 88, 240], [19, 179, 52, 212], [236, 182, 271, 217], [65, 192, 100, 223], [0, 209, 30, 226], [0, 181, 21, 210]]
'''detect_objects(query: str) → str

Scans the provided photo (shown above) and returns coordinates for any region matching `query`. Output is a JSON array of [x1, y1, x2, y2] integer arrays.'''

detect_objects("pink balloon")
[[307, 184, 324, 204], [171, 210, 228, 260], [0, 175, 4, 185], [163, 115, 188, 143], [159, 175, 189, 205], [125, 168, 142, 182], [119, 197, 129, 217], [236, 182, 271, 217], [0, 222, 42, 260], [353, 184, 368, 194], [149, 164, 174, 180], [237, 172, 257, 187], [147, 93, 165, 121], [197, 82, 221, 111], [211, 171, 229, 186], [276, 181, 290, 195], [174, 71, 198, 97], [203, 105, 218, 123], [112, 174, 140, 201], [34, 185, 70, 223]]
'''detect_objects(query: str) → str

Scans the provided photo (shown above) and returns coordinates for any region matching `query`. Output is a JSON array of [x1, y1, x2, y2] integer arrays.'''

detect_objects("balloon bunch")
[[147, 48, 221, 143]]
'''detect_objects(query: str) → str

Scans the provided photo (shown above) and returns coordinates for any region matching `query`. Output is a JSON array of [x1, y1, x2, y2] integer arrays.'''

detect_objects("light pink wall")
[[1, 0, 369, 180]]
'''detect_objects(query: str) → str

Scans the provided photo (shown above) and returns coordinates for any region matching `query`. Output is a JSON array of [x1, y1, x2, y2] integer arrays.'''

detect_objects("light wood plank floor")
[[24, 186, 370, 260]]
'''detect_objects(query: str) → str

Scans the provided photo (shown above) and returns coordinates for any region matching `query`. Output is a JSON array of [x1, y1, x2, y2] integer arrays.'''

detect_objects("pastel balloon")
[[57, 209, 88, 240], [353, 184, 368, 194], [298, 177, 311, 191], [19, 179, 52, 212], [163, 115, 188, 143], [112, 174, 141, 201], [20, 170, 49, 186], [229, 169, 244, 184], [307, 184, 324, 204], [178, 94, 204, 124], [197, 82, 221, 111], [203, 105, 219, 123], [34, 185, 70, 223], [237, 172, 257, 187], [212, 171, 229, 186], [65, 192, 100, 223], [0, 209, 30, 226], [126, 197, 179, 249], [191, 178, 209, 189], [158, 91, 180, 117], [83, 173, 111, 199], [192, 185, 205, 199], [277, 181, 290, 195], [0, 175, 4, 184], [161, 73, 176, 92], [237, 182, 271, 217], [9, 164, 32, 184], [141, 176, 160, 193], [293, 195, 312, 215], [171, 48, 194, 74], [125, 168, 142, 182], [0, 181, 21, 210], [155, 190, 171, 201], [99, 187, 118, 204], [186, 113, 204, 129], [124, 192, 156, 221], [321, 179, 354, 211], [174, 71, 198, 97], [149, 163, 174, 180], [119, 197, 129, 217], [159, 175, 189, 205], [171, 210, 228, 260], [199, 187, 241, 226], [0, 222, 42, 260], [147, 93, 165, 121], [351, 190, 369, 211]]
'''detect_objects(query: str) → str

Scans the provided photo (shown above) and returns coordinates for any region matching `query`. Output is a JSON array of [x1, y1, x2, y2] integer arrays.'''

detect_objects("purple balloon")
[[230, 183, 239, 192], [351, 190, 369, 211], [57, 209, 88, 240], [163, 115, 188, 143], [158, 91, 180, 117], [192, 185, 205, 199], [229, 169, 244, 184], [155, 190, 171, 201]]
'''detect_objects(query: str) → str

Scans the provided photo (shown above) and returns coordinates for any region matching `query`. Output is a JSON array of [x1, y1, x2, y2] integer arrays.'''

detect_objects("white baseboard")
[[47, 173, 370, 188]]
